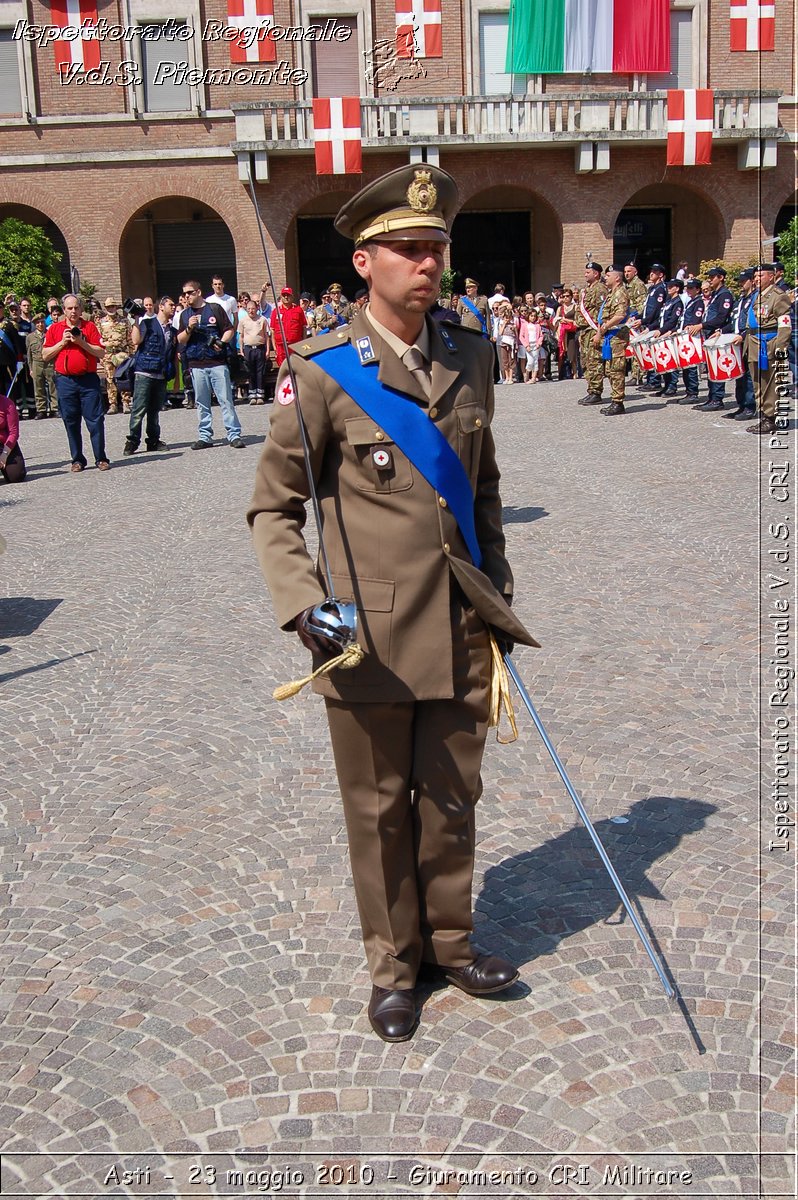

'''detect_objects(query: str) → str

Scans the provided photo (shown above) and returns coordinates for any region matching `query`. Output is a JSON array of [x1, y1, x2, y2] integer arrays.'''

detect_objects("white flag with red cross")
[[50, 0, 101, 73], [667, 90, 714, 166], [227, 0, 276, 63], [730, 0, 775, 51], [395, 0, 443, 59], [312, 98, 362, 175]]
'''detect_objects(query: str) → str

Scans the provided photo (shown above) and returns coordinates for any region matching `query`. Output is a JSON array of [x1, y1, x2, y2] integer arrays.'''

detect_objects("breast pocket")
[[344, 416, 413, 493], [455, 403, 488, 460]]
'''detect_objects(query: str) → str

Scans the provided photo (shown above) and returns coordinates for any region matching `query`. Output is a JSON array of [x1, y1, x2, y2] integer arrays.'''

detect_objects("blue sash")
[[597, 299, 623, 360], [460, 297, 488, 337], [0, 328, 17, 359], [313, 341, 482, 569], [747, 298, 776, 369]]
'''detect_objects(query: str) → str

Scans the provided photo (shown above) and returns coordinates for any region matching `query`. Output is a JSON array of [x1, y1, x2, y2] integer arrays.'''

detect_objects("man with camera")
[[42, 293, 108, 472], [177, 280, 245, 450], [123, 296, 177, 457]]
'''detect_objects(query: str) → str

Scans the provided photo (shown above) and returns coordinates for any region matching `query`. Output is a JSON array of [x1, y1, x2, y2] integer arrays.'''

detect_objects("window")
[[479, 13, 526, 96], [141, 22, 192, 112], [310, 15, 359, 96], [662, 9, 694, 89], [0, 29, 22, 115]]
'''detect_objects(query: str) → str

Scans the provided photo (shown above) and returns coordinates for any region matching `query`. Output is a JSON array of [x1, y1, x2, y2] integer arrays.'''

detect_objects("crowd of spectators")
[[0, 261, 796, 482]]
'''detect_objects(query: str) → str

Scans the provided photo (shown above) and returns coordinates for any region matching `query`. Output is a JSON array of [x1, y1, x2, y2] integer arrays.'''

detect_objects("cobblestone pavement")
[[0, 380, 792, 1198]]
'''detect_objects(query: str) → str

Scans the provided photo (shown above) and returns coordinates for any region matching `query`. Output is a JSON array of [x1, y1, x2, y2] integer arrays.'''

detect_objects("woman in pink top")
[[0, 394, 26, 483]]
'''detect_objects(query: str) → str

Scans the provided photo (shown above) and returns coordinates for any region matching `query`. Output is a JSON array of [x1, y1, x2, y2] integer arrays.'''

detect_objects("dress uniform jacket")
[[641, 282, 667, 330], [658, 295, 684, 334], [702, 286, 734, 335], [247, 310, 537, 705]]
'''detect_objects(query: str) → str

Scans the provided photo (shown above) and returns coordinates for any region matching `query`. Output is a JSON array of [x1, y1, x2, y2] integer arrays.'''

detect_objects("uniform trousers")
[[325, 600, 491, 990], [749, 349, 780, 419]]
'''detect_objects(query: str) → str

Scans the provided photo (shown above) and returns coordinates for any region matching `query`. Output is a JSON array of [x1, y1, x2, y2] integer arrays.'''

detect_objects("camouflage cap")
[[335, 164, 458, 247]]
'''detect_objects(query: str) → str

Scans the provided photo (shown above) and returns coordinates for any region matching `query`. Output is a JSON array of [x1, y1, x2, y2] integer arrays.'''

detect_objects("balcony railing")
[[232, 90, 782, 151]]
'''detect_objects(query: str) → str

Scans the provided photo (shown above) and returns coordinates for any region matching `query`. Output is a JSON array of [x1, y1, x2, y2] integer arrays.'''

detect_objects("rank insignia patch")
[[356, 337, 376, 364], [372, 447, 392, 469], [439, 326, 456, 351]]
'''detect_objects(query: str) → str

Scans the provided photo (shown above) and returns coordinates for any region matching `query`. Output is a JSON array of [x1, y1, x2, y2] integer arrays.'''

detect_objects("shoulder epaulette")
[[292, 325, 351, 358]]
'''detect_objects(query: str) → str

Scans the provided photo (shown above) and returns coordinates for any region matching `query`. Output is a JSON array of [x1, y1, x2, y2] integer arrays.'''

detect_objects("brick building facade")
[[0, 0, 794, 301]]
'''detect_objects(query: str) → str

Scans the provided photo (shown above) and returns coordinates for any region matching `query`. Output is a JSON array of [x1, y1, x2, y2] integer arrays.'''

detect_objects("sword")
[[244, 165, 357, 651], [503, 653, 676, 999]]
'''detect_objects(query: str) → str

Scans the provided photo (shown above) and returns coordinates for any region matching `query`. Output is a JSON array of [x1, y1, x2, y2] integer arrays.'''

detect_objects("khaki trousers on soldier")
[[748, 344, 779, 419], [598, 336, 628, 402], [103, 359, 132, 412], [324, 601, 491, 990], [581, 330, 605, 395], [32, 361, 58, 414]]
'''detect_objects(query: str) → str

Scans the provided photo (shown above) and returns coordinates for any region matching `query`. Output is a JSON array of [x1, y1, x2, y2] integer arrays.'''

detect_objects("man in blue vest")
[[247, 165, 537, 1043], [124, 296, 177, 456]]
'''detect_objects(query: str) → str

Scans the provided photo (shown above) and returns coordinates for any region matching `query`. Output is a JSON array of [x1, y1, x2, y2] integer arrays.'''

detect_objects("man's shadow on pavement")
[[474, 795, 716, 969], [418, 796, 716, 1028]]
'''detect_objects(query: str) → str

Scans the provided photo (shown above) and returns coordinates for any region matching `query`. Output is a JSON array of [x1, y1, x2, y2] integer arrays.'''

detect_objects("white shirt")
[[204, 291, 238, 323], [487, 291, 507, 313]]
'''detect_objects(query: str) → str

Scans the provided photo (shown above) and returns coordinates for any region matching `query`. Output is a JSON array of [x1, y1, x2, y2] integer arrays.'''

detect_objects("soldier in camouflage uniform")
[[746, 263, 793, 436], [592, 266, 630, 415], [575, 262, 608, 406], [623, 263, 647, 384], [27, 314, 58, 417], [97, 298, 133, 413]]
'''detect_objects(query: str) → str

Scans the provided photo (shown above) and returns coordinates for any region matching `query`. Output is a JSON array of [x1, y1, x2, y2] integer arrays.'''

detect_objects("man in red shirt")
[[43, 294, 108, 472], [269, 287, 308, 367]]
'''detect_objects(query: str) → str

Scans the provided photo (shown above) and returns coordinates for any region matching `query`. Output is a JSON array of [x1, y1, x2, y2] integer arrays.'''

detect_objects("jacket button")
[[375, 431, 384, 441], [475, 417, 482, 427], [439, 496, 447, 507], [429, 407, 438, 419], [443, 542, 450, 553]]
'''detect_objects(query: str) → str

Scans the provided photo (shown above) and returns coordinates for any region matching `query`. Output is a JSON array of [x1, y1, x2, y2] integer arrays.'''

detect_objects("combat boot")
[[600, 401, 625, 416], [578, 393, 603, 406]]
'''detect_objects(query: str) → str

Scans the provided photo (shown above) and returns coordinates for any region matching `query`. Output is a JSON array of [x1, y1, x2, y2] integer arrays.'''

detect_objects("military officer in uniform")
[[724, 268, 756, 421], [247, 165, 537, 1043], [455, 278, 489, 336], [587, 266, 630, 416], [745, 263, 793, 435], [692, 266, 734, 412], [96, 298, 134, 413], [678, 278, 705, 404], [651, 279, 684, 400], [623, 263, 648, 386], [575, 262, 608, 406]]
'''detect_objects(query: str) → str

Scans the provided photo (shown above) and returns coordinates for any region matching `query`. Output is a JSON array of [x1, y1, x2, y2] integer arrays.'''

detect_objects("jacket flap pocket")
[[332, 574, 395, 613], [345, 416, 394, 447], [456, 404, 488, 434]]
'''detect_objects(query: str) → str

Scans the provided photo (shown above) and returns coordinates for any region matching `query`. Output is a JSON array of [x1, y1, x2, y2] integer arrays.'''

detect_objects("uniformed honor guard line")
[[246, 161, 676, 1002], [503, 653, 676, 1000]]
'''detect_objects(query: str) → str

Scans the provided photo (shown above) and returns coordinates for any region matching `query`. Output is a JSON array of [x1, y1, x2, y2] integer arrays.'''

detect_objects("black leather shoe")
[[578, 393, 604, 406], [681, 395, 699, 405], [697, 399, 725, 412], [600, 401, 625, 416], [747, 416, 776, 435], [721, 407, 745, 419], [734, 408, 757, 421], [367, 986, 417, 1042], [441, 954, 519, 996]]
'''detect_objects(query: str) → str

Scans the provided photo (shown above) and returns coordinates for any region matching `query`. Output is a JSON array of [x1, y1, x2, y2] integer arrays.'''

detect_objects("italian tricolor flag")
[[507, 0, 670, 74]]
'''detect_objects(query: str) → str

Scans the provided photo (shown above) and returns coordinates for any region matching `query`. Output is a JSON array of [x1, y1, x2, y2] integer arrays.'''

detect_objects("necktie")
[[402, 345, 431, 398]]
